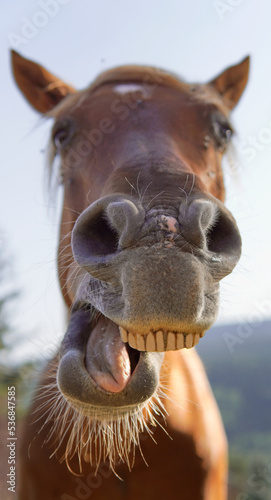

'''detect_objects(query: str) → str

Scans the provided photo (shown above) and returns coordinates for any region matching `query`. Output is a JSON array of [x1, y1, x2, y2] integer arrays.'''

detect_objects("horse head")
[[12, 51, 249, 470]]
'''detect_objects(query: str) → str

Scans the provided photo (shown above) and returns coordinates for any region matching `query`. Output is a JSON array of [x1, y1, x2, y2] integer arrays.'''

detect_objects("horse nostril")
[[179, 198, 241, 261], [206, 209, 241, 257], [72, 203, 119, 274], [81, 212, 119, 256], [72, 196, 145, 275]]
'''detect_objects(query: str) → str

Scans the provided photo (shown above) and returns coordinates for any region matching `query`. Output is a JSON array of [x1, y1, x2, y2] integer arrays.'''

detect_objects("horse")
[[11, 50, 249, 500]]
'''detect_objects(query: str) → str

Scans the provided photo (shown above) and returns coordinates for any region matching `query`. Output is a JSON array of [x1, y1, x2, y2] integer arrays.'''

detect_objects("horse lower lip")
[[58, 348, 164, 410], [119, 326, 204, 351], [57, 307, 164, 407]]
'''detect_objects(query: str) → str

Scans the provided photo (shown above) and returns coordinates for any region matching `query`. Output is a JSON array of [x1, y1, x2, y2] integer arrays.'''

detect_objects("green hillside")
[[197, 320, 271, 499]]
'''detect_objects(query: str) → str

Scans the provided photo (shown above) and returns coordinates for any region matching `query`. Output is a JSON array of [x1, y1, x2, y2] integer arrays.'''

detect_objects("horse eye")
[[52, 119, 74, 149], [213, 119, 233, 149], [219, 122, 232, 142]]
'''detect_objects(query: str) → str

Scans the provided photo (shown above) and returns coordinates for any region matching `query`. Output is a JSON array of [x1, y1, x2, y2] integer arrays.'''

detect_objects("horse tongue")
[[85, 317, 131, 393]]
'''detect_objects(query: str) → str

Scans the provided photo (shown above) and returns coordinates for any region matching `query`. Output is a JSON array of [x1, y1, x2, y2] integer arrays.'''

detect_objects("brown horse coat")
[[11, 51, 249, 500]]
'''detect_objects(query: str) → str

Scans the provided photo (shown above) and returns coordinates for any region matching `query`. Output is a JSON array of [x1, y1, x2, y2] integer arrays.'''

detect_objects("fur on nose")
[[106, 199, 145, 248], [179, 199, 218, 249], [179, 200, 218, 248]]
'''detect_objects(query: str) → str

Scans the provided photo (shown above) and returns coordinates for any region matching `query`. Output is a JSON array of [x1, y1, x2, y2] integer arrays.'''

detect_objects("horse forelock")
[[88, 65, 187, 91]]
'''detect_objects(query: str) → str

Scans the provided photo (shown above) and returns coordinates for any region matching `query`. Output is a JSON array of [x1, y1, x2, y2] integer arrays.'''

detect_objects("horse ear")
[[11, 50, 76, 114], [209, 56, 250, 110]]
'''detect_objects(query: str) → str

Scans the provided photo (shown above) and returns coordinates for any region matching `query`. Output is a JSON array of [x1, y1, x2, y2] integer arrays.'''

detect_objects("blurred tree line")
[[0, 237, 35, 401]]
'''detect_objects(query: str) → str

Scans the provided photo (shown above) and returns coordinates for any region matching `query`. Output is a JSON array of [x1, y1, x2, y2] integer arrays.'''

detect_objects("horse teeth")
[[166, 332, 176, 350], [137, 334, 146, 351], [156, 330, 164, 351], [126, 331, 203, 352], [127, 332, 138, 349], [146, 332, 156, 351], [185, 333, 194, 349], [176, 333, 184, 349], [119, 326, 128, 343], [193, 333, 200, 347]]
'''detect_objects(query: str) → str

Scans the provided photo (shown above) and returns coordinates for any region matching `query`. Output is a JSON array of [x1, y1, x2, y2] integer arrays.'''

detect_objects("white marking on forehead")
[[113, 83, 150, 97]]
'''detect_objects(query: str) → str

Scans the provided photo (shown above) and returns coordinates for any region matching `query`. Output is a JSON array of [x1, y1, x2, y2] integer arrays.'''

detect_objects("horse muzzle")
[[71, 193, 241, 346], [57, 192, 241, 409]]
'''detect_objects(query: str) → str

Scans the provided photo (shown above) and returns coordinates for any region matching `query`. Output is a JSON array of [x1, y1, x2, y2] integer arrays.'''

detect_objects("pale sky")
[[1, 0, 271, 362]]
